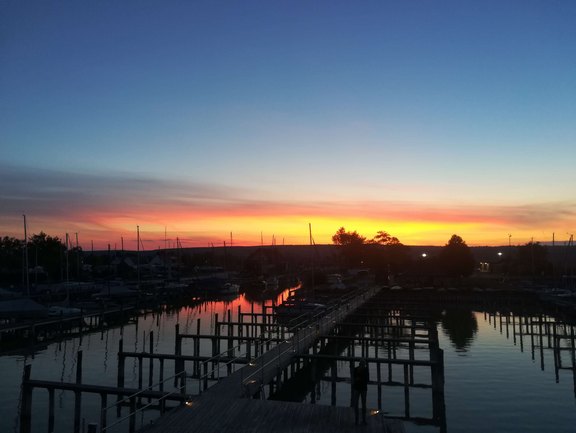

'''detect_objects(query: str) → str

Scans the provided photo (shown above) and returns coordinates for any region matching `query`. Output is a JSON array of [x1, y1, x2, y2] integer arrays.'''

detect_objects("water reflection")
[[441, 309, 478, 352]]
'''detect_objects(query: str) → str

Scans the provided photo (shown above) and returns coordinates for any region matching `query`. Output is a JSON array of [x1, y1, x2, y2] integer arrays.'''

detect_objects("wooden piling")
[[20, 364, 32, 433], [175, 323, 183, 377], [48, 388, 55, 433], [149, 331, 154, 392], [74, 350, 83, 433]]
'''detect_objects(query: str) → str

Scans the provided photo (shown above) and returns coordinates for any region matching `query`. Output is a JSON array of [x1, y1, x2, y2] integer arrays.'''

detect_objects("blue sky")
[[1, 1, 575, 247]]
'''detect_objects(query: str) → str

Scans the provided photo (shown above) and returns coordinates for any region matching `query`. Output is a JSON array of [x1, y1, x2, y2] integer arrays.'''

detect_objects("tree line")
[[331, 227, 476, 279], [0, 232, 82, 285], [0, 228, 556, 287], [331, 227, 554, 281]]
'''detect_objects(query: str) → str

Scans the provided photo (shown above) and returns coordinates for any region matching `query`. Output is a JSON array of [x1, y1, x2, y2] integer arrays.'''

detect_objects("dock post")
[[330, 361, 337, 406], [203, 361, 208, 391], [227, 310, 233, 374], [553, 322, 560, 383], [409, 321, 415, 384], [251, 302, 255, 339], [74, 350, 83, 433], [431, 347, 446, 426], [311, 342, 318, 403], [159, 359, 165, 392], [512, 313, 517, 345], [117, 339, 125, 417], [539, 315, 544, 371], [129, 396, 136, 433], [376, 357, 382, 409], [215, 313, 220, 353], [180, 370, 187, 396], [259, 333, 265, 358], [238, 305, 243, 340], [571, 325, 576, 398], [387, 343, 392, 381], [20, 365, 32, 433], [149, 331, 154, 394], [48, 388, 55, 433], [403, 363, 410, 418], [100, 392, 108, 432], [138, 355, 143, 389], [519, 315, 524, 352], [175, 324, 182, 380], [196, 318, 201, 377], [530, 316, 535, 360]]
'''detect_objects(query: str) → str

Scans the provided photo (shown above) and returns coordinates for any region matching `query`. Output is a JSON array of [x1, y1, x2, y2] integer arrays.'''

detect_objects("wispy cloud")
[[0, 163, 248, 218], [1, 164, 574, 246]]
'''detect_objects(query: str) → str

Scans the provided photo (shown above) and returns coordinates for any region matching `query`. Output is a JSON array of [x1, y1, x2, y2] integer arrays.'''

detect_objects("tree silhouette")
[[438, 234, 476, 277], [370, 231, 402, 246], [331, 227, 367, 267], [0, 236, 24, 285], [513, 241, 550, 276], [441, 309, 478, 351], [28, 232, 66, 281], [331, 227, 366, 245]]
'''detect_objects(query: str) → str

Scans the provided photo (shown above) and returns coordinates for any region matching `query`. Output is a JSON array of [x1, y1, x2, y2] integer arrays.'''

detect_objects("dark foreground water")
[[2, 294, 576, 433]]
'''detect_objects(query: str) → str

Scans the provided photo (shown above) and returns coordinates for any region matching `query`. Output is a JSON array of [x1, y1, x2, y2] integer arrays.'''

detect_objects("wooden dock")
[[139, 395, 405, 433], [19, 286, 452, 433], [138, 286, 406, 433]]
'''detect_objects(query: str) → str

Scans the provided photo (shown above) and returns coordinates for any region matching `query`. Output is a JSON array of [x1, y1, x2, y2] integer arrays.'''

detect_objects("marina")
[[3, 3, 576, 432], [3, 279, 576, 433]]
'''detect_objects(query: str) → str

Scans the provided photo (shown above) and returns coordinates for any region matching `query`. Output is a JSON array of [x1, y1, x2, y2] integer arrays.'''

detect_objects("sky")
[[1, 0, 575, 250]]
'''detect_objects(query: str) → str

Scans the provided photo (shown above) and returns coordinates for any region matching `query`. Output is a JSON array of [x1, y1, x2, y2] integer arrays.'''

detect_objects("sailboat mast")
[[23, 214, 30, 297], [75, 232, 80, 278], [137, 225, 140, 290], [65, 233, 70, 305], [309, 223, 315, 294]]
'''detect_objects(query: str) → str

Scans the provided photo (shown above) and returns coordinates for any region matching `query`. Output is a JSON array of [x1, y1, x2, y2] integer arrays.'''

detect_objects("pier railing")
[[19, 287, 377, 433], [240, 288, 374, 397], [100, 370, 189, 433], [98, 288, 370, 432]]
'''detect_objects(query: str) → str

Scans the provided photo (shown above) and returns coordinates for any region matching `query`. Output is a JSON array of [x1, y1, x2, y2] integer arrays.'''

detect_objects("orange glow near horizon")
[[5, 209, 562, 251], [4, 193, 572, 251]]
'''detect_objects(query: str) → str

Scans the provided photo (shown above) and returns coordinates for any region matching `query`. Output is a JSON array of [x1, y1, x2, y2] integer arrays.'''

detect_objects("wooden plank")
[[140, 398, 406, 433], [25, 379, 186, 401]]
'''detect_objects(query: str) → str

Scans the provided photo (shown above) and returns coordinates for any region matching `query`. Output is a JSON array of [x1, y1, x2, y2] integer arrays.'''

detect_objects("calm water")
[[2, 295, 576, 433], [308, 309, 576, 433]]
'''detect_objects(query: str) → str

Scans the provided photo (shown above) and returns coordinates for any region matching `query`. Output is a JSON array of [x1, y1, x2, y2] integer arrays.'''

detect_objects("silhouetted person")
[[352, 359, 369, 425]]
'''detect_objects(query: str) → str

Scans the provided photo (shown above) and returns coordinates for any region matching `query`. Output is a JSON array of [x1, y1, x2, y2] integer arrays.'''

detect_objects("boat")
[[91, 281, 140, 301], [274, 298, 326, 318], [194, 277, 240, 298], [218, 282, 240, 295], [47, 305, 82, 317], [326, 274, 346, 290]]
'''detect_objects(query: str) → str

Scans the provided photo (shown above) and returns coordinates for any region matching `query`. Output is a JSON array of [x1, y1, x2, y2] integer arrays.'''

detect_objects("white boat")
[[48, 306, 82, 317]]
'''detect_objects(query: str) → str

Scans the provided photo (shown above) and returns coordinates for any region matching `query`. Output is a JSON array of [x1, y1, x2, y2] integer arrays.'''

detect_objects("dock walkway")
[[140, 396, 404, 433], [139, 286, 405, 432]]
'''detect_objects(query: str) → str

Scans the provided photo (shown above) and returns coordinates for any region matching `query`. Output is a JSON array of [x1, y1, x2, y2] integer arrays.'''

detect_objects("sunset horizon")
[[2, 1, 575, 253], [4, 187, 571, 251]]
